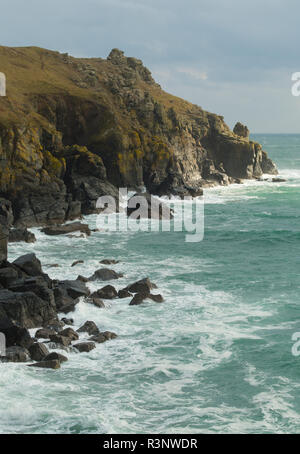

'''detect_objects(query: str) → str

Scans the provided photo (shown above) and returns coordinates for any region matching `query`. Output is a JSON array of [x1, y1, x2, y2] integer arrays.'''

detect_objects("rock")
[[9, 276, 55, 308], [1, 346, 30, 362], [60, 327, 79, 341], [127, 192, 174, 220], [262, 151, 278, 175], [0, 318, 33, 348], [92, 285, 118, 300], [89, 331, 117, 343], [35, 328, 56, 339], [8, 228, 36, 243], [272, 178, 286, 183], [129, 293, 148, 306], [56, 280, 90, 299], [233, 122, 250, 138], [126, 277, 157, 294], [28, 342, 49, 361], [41, 222, 91, 236], [49, 334, 72, 347], [44, 319, 65, 332], [61, 317, 74, 326], [0, 288, 57, 329], [87, 268, 123, 281], [0, 199, 13, 262], [118, 289, 132, 299], [0, 267, 19, 287], [86, 296, 105, 308], [74, 342, 96, 353], [129, 291, 164, 305], [71, 260, 84, 267], [43, 352, 68, 363], [149, 294, 164, 303], [76, 275, 89, 283], [13, 253, 43, 277], [28, 360, 61, 369], [100, 259, 119, 265], [77, 321, 100, 336]]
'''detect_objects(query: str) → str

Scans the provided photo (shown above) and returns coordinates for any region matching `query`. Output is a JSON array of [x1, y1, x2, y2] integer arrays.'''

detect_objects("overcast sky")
[[1, 0, 300, 132]]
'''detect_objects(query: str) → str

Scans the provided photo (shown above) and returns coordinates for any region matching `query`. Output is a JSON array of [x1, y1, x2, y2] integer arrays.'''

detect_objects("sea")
[[1, 133, 300, 434]]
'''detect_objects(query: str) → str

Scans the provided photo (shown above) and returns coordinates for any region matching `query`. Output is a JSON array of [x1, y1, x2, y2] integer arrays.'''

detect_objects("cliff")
[[0, 46, 277, 227]]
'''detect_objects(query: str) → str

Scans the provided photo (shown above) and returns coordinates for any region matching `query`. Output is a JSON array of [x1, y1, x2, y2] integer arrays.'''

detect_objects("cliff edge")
[[0, 46, 277, 227]]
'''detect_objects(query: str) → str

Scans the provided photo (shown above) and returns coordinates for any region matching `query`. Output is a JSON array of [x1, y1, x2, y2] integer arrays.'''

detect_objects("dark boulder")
[[76, 275, 89, 283], [0, 289, 57, 329], [127, 192, 174, 220], [272, 178, 286, 183], [118, 289, 132, 299], [56, 280, 90, 299], [126, 277, 157, 294], [8, 228, 36, 243], [60, 327, 79, 341], [13, 253, 43, 277], [71, 260, 84, 267], [92, 285, 118, 300], [41, 222, 91, 236], [129, 292, 149, 306], [28, 360, 61, 369], [87, 268, 123, 282], [89, 331, 117, 343], [86, 296, 105, 308], [1, 346, 30, 363], [28, 342, 49, 361], [77, 321, 100, 336], [149, 294, 164, 303], [9, 276, 55, 307], [35, 328, 56, 339], [129, 292, 164, 306], [61, 317, 74, 326], [44, 352, 68, 363], [74, 342, 96, 353], [49, 334, 72, 347], [100, 259, 119, 265], [0, 318, 33, 348], [0, 267, 19, 287]]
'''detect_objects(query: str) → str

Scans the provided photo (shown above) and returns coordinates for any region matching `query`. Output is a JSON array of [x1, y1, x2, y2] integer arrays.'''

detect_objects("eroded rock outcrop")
[[0, 46, 277, 227]]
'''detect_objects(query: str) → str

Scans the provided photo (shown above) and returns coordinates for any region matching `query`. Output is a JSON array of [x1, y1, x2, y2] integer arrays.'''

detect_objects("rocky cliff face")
[[0, 46, 277, 227]]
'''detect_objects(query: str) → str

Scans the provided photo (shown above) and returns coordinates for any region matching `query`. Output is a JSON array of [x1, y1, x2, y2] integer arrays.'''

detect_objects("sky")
[[1, 0, 300, 133]]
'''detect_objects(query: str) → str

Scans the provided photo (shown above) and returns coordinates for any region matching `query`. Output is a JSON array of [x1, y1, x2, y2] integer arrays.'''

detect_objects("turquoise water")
[[1, 134, 300, 434]]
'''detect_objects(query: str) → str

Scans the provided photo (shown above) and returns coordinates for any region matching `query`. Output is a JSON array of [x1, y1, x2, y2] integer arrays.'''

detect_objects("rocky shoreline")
[[0, 45, 279, 371], [0, 46, 278, 229], [0, 243, 163, 370]]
